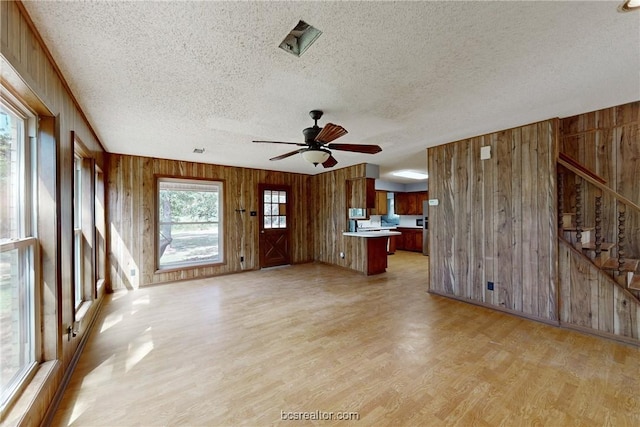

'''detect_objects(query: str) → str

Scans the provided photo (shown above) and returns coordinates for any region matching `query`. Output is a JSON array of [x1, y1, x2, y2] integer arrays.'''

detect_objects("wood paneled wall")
[[560, 102, 640, 257], [107, 154, 313, 289], [559, 240, 640, 344], [1, 1, 107, 425], [310, 164, 369, 274], [557, 101, 640, 344], [428, 120, 558, 322]]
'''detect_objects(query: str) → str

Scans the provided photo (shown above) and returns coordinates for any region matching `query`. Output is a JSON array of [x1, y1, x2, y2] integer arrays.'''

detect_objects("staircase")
[[558, 153, 640, 296]]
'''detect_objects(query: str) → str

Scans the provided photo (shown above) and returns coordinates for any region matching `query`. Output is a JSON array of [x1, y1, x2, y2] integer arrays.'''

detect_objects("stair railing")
[[557, 153, 640, 291], [558, 153, 640, 213]]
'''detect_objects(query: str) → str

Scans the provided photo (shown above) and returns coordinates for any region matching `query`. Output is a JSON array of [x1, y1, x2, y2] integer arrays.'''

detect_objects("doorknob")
[[260, 230, 265, 234]]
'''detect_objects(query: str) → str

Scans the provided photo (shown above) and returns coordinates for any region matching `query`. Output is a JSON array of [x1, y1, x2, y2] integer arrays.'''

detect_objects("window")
[[0, 96, 38, 414], [263, 190, 287, 229], [94, 167, 106, 293], [72, 135, 95, 311], [381, 192, 399, 225], [157, 178, 223, 269], [73, 155, 83, 308]]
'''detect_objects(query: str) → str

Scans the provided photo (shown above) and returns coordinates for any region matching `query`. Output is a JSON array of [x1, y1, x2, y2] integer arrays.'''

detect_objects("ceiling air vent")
[[278, 20, 322, 57]]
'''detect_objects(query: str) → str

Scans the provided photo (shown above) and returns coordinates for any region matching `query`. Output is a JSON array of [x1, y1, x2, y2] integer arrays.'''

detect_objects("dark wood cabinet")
[[394, 191, 429, 215], [394, 232, 404, 251], [388, 234, 397, 254], [396, 227, 423, 252], [394, 192, 408, 215], [375, 191, 388, 215], [366, 179, 376, 209], [366, 236, 389, 275]]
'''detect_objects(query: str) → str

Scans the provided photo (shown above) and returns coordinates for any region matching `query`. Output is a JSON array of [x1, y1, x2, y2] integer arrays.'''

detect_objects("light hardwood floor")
[[52, 251, 640, 426]]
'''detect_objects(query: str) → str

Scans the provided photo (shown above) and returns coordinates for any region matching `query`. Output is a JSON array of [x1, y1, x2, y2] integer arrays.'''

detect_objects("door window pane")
[[262, 189, 287, 230]]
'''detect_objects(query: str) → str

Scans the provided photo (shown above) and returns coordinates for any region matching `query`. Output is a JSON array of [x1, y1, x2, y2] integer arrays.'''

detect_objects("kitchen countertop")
[[343, 231, 402, 238], [357, 226, 397, 231]]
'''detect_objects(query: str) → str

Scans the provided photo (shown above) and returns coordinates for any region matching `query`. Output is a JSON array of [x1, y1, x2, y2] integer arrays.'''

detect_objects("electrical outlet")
[[487, 281, 494, 291], [340, 252, 345, 259], [130, 269, 136, 276]]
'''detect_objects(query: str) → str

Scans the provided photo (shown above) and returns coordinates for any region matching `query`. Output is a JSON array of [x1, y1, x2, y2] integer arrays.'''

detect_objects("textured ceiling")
[[22, 1, 640, 183]]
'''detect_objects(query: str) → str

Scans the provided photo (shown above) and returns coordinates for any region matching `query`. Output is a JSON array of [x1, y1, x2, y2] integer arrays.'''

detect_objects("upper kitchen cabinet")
[[346, 178, 376, 209], [375, 191, 388, 215], [395, 191, 429, 215]]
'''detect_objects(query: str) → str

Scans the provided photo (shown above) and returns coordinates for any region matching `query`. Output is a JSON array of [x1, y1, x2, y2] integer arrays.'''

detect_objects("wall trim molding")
[[428, 289, 561, 327]]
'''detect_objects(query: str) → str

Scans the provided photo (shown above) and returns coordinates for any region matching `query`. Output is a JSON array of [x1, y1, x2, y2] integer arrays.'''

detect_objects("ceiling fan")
[[253, 110, 382, 168]]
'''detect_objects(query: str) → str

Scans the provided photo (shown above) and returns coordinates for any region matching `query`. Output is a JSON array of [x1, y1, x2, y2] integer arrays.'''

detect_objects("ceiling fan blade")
[[322, 155, 338, 168], [315, 123, 348, 144], [327, 143, 382, 154], [269, 149, 304, 161], [253, 140, 307, 146]]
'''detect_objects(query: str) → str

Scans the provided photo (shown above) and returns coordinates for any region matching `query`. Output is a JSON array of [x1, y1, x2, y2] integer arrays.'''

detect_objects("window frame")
[[0, 91, 40, 418], [73, 154, 83, 309], [94, 166, 106, 296], [155, 176, 224, 272], [71, 134, 95, 314]]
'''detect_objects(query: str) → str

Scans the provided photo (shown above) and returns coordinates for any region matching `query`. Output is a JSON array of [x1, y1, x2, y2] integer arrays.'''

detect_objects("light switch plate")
[[428, 199, 439, 206], [480, 146, 491, 160]]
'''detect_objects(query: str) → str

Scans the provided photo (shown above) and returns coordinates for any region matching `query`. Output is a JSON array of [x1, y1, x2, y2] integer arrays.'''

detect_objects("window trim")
[[0, 91, 40, 419], [155, 176, 225, 272], [73, 154, 83, 310], [71, 133, 95, 315], [94, 166, 106, 297]]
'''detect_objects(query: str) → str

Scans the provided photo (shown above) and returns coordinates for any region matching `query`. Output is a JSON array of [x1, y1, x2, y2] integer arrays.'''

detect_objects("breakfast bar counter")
[[343, 231, 401, 275]]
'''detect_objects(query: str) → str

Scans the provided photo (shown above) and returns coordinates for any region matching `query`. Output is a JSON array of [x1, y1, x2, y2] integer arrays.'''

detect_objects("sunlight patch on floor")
[[125, 327, 154, 373], [131, 294, 150, 314], [100, 312, 123, 333], [83, 354, 116, 387], [69, 355, 116, 423]]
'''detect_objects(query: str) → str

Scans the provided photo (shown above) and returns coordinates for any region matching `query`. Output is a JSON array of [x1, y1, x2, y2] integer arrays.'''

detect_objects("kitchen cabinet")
[[366, 179, 376, 209], [375, 191, 388, 215], [394, 192, 413, 215], [346, 178, 376, 209], [394, 191, 429, 215], [396, 227, 423, 252], [388, 234, 397, 254], [394, 232, 405, 251]]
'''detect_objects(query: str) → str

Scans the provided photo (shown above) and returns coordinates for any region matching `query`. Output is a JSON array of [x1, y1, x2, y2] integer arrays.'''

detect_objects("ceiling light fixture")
[[279, 20, 322, 57], [302, 149, 330, 166], [392, 170, 429, 180], [619, 0, 640, 11]]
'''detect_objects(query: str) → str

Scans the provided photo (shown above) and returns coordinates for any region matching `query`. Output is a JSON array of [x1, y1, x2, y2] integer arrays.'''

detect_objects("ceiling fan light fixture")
[[278, 20, 322, 57], [619, 0, 640, 11], [302, 149, 330, 166]]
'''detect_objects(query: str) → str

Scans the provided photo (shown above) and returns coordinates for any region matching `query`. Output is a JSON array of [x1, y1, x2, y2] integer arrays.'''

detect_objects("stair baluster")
[[558, 170, 564, 233], [575, 178, 582, 249], [617, 204, 626, 275], [594, 191, 602, 262]]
